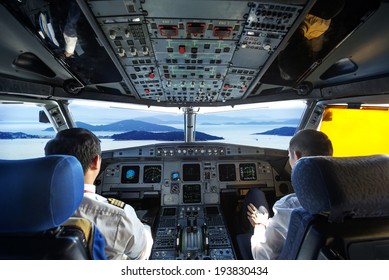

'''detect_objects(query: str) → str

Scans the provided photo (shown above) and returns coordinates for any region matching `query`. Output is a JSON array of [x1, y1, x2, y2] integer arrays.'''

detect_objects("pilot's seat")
[[278, 154, 389, 259], [0, 155, 106, 259]]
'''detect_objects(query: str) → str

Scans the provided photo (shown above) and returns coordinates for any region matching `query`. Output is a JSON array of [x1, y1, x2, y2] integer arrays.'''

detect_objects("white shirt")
[[72, 184, 153, 260], [251, 193, 301, 260]]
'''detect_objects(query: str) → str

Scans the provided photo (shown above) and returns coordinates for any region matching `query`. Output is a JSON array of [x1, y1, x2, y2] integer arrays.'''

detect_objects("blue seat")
[[278, 154, 389, 260], [0, 155, 106, 260]]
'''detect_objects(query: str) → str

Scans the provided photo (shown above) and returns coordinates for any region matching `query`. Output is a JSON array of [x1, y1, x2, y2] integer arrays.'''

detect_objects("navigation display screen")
[[121, 165, 140, 183], [239, 163, 257, 181], [218, 164, 236, 181], [183, 163, 201, 181], [143, 165, 162, 183], [183, 184, 201, 204]]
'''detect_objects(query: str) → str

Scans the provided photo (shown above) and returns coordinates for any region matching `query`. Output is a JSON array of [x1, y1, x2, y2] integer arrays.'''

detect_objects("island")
[[253, 126, 297, 136]]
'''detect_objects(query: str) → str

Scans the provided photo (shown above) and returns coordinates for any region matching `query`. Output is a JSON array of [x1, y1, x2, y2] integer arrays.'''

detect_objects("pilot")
[[44, 128, 153, 260], [63, 1, 81, 58], [237, 129, 333, 259]]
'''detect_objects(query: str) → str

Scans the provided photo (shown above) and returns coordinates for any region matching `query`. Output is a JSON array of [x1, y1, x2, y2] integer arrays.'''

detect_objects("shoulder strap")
[[62, 217, 107, 260], [62, 217, 92, 241]]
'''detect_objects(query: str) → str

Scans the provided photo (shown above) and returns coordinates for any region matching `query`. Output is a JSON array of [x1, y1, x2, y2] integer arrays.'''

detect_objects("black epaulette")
[[107, 198, 125, 209]]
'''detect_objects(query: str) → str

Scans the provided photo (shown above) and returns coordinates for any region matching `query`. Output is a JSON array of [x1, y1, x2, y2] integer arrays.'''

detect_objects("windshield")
[[0, 100, 306, 159], [68, 100, 306, 151], [0, 103, 55, 159]]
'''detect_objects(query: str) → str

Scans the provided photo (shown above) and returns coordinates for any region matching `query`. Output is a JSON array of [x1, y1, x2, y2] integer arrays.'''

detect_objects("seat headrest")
[[0, 155, 84, 233], [291, 154, 389, 222]]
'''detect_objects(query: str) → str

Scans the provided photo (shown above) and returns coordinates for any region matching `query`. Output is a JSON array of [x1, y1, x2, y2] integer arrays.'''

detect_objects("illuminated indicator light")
[[149, 73, 155, 79], [179, 45, 186, 54], [145, 89, 150, 94], [224, 84, 230, 89]]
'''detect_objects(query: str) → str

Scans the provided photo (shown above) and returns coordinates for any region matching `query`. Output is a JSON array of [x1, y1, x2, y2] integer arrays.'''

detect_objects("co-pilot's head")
[[288, 129, 333, 168]]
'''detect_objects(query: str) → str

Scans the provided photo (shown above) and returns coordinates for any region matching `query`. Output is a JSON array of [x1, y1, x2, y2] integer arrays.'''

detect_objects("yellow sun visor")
[[319, 105, 389, 156]]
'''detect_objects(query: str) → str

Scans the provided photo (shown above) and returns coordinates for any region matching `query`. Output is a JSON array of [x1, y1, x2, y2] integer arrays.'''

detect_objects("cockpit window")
[[319, 105, 389, 156], [68, 100, 306, 151], [0, 103, 55, 159]]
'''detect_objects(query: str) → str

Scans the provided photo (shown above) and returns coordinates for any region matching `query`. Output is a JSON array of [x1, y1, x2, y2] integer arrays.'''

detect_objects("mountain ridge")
[[44, 120, 181, 132]]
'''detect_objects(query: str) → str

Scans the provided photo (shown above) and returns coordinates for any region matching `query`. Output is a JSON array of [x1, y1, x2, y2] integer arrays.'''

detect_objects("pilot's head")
[[288, 129, 333, 168], [44, 128, 102, 177]]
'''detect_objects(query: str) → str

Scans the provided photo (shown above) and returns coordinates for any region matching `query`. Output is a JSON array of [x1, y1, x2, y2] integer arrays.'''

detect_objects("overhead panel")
[[86, 0, 306, 105]]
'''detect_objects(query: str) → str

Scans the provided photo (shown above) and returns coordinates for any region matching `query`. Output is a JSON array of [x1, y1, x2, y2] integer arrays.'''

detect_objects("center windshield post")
[[184, 107, 197, 143]]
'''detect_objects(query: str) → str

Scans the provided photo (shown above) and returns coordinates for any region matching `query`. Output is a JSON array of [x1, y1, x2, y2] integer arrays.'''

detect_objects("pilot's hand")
[[247, 203, 269, 228]]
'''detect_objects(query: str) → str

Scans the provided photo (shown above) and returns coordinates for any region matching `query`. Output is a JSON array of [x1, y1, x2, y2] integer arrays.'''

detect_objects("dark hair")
[[45, 128, 101, 173], [289, 129, 333, 157]]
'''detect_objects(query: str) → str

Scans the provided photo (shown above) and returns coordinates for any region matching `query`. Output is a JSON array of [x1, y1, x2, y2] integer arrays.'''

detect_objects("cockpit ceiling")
[[1, 0, 387, 107]]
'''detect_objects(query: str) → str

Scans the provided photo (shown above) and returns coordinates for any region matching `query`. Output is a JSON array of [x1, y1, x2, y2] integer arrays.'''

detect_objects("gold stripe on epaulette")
[[107, 198, 125, 209]]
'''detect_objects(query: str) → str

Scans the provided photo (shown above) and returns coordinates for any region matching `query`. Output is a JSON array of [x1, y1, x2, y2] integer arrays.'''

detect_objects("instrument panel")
[[96, 142, 291, 260], [78, 0, 307, 105], [97, 142, 291, 203]]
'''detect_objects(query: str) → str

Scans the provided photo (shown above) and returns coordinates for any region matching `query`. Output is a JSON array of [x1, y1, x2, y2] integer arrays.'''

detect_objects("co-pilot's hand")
[[247, 203, 269, 228]]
